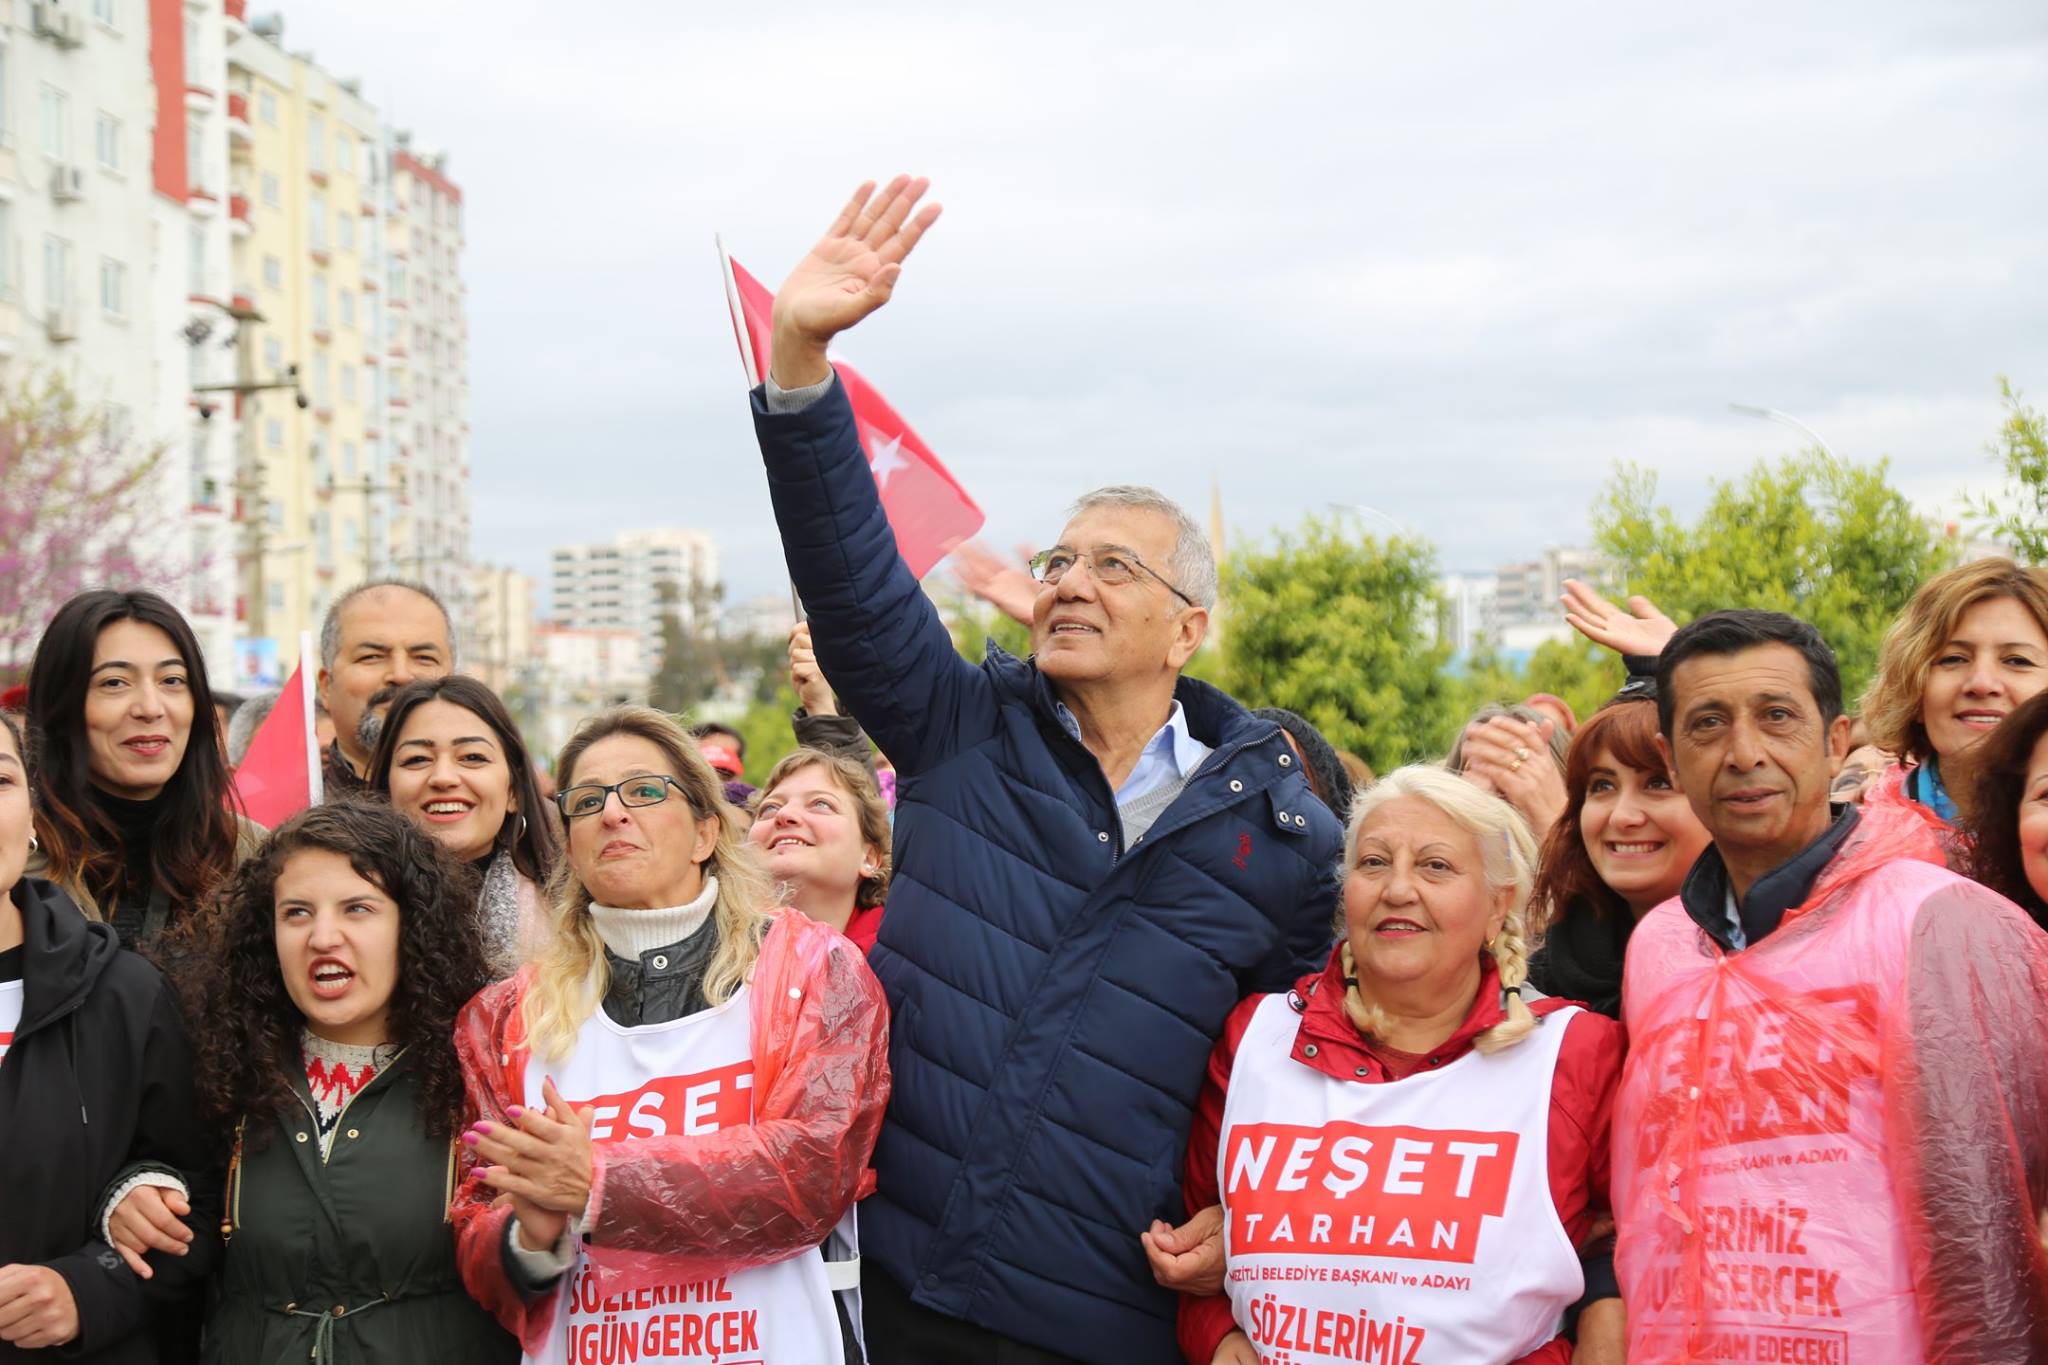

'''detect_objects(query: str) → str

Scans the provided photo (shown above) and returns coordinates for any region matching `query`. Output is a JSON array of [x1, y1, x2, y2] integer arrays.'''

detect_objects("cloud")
[[287, 0, 2048, 608]]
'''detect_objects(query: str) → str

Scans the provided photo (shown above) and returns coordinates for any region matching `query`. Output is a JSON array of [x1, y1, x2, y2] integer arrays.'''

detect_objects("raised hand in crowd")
[[769, 175, 943, 389], [788, 621, 836, 717], [950, 540, 1038, 626], [1561, 577, 1678, 659], [1457, 710, 1568, 834], [105, 1183, 193, 1279], [1140, 1203, 1224, 1295]]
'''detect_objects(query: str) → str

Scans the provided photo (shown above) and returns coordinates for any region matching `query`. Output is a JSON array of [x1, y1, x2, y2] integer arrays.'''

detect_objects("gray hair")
[[226, 688, 281, 767], [319, 577, 457, 672], [1066, 485, 1217, 608]]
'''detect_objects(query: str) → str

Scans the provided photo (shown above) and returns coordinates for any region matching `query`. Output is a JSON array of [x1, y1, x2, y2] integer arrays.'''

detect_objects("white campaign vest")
[[523, 985, 843, 1365], [1219, 995, 1584, 1365]]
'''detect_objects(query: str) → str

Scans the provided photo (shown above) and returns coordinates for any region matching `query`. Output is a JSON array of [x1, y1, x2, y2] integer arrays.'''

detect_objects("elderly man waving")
[[747, 177, 1342, 1364]]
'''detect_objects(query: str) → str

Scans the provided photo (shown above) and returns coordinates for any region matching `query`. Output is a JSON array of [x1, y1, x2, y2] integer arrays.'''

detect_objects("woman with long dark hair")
[[129, 801, 515, 1364], [0, 709, 218, 1364], [366, 676, 560, 973], [25, 590, 255, 951]]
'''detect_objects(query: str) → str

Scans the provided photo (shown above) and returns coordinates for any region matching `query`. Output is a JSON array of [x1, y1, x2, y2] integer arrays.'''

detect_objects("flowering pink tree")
[[0, 371, 177, 672]]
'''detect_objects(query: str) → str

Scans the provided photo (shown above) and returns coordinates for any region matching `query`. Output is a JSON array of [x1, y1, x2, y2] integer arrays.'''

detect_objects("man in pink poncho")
[[1614, 608, 2048, 1363]]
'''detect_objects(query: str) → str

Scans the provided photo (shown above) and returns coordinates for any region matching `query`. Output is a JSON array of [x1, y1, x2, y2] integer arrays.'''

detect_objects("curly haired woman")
[[117, 801, 515, 1363]]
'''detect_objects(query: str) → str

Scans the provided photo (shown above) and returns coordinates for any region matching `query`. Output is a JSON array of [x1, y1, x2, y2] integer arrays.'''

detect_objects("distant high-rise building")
[[1492, 545, 1608, 629], [381, 136, 467, 615], [550, 529, 720, 665], [468, 563, 535, 696]]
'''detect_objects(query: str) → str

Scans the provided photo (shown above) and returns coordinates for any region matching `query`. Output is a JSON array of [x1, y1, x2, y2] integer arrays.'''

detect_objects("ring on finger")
[[1509, 757, 1525, 773], [1514, 746, 1532, 763]]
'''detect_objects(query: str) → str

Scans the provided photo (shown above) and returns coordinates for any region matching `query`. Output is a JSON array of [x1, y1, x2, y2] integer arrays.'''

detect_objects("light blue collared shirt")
[[1057, 699, 1212, 807]]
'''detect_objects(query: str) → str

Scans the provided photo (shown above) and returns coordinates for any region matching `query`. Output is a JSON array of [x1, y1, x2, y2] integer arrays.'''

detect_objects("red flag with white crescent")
[[718, 242, 984, 578]]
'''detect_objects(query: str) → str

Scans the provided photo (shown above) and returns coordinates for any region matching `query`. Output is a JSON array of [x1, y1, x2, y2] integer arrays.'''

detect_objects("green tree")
[[1968, 378, 2048, 563], [1218, 515, 1457, 773], [648, 578, 694, 714], [1591, 450, 1952, 702]]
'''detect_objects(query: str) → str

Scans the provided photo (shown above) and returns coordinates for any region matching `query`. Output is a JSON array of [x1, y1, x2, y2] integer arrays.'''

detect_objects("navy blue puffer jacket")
[[753, 379, 1342, 1362]]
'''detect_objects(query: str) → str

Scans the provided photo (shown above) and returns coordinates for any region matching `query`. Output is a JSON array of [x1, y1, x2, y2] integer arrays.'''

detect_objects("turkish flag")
[[233, 644, 323, 826], [720, 246, 984, 578]]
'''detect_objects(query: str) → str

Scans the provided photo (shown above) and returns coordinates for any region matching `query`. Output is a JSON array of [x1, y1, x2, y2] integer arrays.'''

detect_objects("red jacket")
[[1178, 947, 1622, 1364]]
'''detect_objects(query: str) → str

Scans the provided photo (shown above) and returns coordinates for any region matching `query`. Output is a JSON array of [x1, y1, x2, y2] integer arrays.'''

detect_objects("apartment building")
[[0, 0, 239, 671], [550, 529, 720, 665], [381, 139, 468, 616]]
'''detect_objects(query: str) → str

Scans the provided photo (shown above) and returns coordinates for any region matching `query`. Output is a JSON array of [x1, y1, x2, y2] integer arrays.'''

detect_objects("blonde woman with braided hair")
[[1169, 766, 1624, 1365], [449, 707, 890, 1363]]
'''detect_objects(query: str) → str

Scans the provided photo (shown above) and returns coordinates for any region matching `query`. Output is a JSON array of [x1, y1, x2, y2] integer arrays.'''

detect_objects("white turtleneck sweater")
[[587, 874, 718, 959]]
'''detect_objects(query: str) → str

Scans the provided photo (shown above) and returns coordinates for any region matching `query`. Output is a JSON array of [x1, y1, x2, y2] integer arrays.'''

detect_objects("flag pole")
[[717, 232, 805, 624], [299, 631, 323, 805]]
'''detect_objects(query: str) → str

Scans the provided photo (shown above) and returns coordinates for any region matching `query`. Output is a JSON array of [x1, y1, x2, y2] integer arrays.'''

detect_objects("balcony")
[[225, 0, 247, 23], [228, 192, 251, 234], [227, 93, 252, 146]]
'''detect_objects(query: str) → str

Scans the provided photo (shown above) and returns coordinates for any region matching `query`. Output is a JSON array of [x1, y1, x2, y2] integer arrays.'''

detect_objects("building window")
[[342, 441, 358, 476], [267, 581, 284, 612], [336, 133, 352, 175], [309, 193, 327, 250], [93, 112, 118, 171], [312, 355, 329, 407], [0, 204, 12, 298], [341, 366, 356, 403], [38, 85, 66, 160], [265, 418, 282, 449], [261, 254, 281, 290], [92, 0, 116, 26], [336, 211, 354, 252], [185, 120, 202, 190], [307, 113, 325, 171], [186, 224, 204, 293], [260, 172, 280, 207], [99, 258, 125, 317], [263, 336, 283, 371], [42, 236, 70, 313], [338, 289, 354, 328], [312, 273, 328, 328], [258, 90, 278, 126]]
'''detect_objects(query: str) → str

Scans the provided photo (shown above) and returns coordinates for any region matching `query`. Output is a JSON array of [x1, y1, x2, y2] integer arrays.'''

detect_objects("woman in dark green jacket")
[[127, 800, 514, 1364]]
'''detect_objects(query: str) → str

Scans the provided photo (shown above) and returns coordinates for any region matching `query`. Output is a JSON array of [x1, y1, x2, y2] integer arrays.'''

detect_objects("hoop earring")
[[27, 833, 38, 853]]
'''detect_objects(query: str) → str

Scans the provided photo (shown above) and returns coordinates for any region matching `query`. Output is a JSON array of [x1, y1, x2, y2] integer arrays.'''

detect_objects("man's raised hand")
[[769, 176, 943, 390]]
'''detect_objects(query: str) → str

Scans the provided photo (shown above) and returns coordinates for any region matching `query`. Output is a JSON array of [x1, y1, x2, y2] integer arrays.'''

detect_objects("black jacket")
[[0, 878, 218, 1364]]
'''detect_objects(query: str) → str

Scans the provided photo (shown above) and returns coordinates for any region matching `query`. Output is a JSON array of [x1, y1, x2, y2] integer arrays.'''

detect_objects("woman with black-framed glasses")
[[449, 706, 890, 1363]]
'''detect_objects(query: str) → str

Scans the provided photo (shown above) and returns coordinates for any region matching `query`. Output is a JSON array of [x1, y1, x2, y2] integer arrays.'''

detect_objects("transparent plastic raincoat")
[[1614, 801, 2048, 1363], [451, 910, 891, 1353]]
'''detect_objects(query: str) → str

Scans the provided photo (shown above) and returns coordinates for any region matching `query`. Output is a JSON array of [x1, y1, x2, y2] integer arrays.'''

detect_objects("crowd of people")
[[4, 175, 2048, 1365]]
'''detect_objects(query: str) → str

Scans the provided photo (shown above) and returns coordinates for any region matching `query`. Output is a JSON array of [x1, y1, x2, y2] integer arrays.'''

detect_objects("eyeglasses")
[[555, 774, 695, 820], [1027, 546, 1196, 608]]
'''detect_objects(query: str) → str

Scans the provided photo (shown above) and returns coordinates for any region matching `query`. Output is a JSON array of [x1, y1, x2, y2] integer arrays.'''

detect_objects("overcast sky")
[[290, 0, 2047, 609]]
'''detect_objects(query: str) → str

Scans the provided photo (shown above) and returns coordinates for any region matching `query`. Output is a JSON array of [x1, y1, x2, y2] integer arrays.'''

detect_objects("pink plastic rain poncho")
[[1615, 800, 2048, 1363], [451, 910, 891, 1353]]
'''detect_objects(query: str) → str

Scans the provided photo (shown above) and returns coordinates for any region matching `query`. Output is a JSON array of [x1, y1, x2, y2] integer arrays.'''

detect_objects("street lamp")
[[1728, 403, 1839, 463]]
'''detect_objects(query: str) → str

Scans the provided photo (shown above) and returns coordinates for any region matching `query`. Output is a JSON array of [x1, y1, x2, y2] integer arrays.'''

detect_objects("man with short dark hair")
[[316, 579, 455, 795], [1614, 609, 2048, 1362]]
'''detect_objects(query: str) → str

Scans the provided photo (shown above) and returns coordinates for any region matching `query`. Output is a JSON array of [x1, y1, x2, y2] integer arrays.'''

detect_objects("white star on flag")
[[867, 431, 908, 490]]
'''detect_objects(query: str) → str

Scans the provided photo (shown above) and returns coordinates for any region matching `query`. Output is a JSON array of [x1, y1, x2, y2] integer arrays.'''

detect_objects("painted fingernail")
[[505, 1106, 524, 1120], [473, 1121, 493, 1134], [461, 1131, 480, 1146]]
